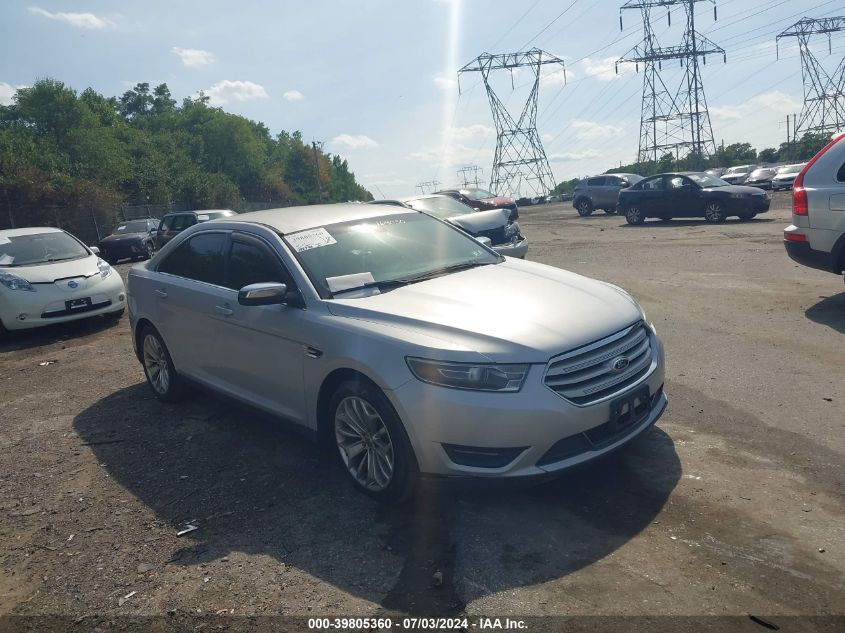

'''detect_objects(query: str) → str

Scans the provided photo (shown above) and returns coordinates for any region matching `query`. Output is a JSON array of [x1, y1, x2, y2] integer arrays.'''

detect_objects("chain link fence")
[[1, 201, 281, 246]]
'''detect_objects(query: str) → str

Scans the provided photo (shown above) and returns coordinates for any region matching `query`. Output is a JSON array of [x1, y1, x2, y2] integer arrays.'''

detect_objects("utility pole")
[[777, 17, 845, 138], [312, 140, 324, 203], [618, 0, 724, 168], [457, 165, 483, 188], [787, 114, 791, 145], [458, 48, 566, 197]]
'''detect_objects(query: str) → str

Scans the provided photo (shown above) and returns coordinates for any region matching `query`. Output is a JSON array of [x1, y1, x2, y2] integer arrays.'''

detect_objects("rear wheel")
[[704, 201, 727, 223], [330, 378, 417, 503], [140, 326, 183, 402], [625, 206, 645, 225], [575, 199, 593, 217]]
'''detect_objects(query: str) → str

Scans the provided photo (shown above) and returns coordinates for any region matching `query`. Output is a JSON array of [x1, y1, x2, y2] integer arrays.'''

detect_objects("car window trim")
[[155, 229, 231, 290], [226, 230, 299, 295]]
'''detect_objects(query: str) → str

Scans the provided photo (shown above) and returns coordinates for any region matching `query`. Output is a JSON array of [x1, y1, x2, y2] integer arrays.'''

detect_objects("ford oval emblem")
[[611, 356, 630, 372], [67, 280, 79, 289]]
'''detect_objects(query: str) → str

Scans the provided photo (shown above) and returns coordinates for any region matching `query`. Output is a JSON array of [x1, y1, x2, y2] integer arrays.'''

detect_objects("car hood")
[[326, 259, 642, 362], [2, 255, 100, 283], [101, 232, 146, 243], [447, 208, 510, 233], [704, 185, 767, 195]]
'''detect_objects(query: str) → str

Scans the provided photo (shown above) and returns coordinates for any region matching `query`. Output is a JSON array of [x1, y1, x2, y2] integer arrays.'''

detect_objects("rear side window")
[[225, 240, 288, 291], [587, 177, 605, 186], [158, 233, 226, 286]]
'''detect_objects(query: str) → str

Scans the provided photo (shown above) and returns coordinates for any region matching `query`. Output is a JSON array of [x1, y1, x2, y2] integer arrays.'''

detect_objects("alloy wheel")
[[334, 396, 395, 491], [143, 334, 170, 395], [704, 203, 726, 223], [626, 206, 643, 225]]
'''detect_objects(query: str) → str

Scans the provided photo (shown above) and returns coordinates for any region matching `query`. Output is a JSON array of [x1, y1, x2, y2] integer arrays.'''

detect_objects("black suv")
[[155, 210, 237, 249]]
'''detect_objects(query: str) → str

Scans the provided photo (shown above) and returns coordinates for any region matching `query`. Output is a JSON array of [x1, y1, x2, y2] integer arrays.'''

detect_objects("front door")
[[665, 175, 703, 217]]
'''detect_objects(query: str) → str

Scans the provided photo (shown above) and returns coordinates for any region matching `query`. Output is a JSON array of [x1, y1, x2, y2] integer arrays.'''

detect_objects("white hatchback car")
[[0, 227, 126, 333], [128, 204, 666, 502]]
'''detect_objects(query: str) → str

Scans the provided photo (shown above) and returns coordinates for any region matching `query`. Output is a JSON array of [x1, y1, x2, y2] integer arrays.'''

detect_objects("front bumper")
[[493, 237, 529, 258], [386, 334, 666, 479], [0, 273, 126, 331]]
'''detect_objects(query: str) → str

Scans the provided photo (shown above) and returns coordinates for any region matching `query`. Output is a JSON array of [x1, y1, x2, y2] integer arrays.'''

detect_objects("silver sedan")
[[128, 204, 667, 502]]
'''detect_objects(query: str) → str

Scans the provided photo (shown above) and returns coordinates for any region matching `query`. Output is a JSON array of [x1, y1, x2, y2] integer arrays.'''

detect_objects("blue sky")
[[1, 0, 844, 198]]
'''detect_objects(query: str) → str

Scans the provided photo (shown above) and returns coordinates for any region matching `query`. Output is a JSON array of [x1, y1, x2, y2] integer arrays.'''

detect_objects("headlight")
[[504, 221, 521, 239], [97, 258, 111, 278], [406, 357, 529, 392], [0, 271, 35, 291]]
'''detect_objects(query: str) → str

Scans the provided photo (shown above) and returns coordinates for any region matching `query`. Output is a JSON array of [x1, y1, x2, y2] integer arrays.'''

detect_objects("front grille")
[[544, 322, 654, 405]]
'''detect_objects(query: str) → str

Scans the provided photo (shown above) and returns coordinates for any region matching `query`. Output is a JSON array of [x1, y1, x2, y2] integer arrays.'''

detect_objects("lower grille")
[[544, 322, 654, 405], [41, 300, 112, 319], [442, 444, 527, 468]]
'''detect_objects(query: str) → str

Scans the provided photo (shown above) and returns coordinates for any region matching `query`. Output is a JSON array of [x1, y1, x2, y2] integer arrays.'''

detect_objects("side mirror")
[[90, 246, 100, 255], [238, 282, 289, 306], [475, 236, 493, 248]]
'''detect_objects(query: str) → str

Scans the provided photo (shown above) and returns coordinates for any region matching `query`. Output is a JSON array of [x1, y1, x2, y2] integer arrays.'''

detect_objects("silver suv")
[[784, 134, 845, 276], [572, 174, 642, 216]]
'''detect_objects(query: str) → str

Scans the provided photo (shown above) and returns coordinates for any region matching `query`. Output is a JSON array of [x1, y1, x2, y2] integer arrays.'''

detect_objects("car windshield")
[[403, 196, 474, 219], [685, 173, 729, 188], [463, 189, 496, 200], [199, 211, 235, 221], [115, 220, 151, 233], [725, 166, 751, 175], [749, 169, 774, 178], [0, 231, 90, 267], [286, 212, 501, 298]]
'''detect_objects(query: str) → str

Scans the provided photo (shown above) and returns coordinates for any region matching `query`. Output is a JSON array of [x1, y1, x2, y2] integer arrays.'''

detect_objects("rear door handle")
[[153, 288, 167, 298], [214, 304, 233, 316]]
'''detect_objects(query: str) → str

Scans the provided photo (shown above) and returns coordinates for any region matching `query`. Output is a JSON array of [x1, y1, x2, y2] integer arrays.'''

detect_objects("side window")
[[225, 239, 288, 291], [158, 233, 226, 286], [587, 177, 606, 186], [668, 176, 685, 189], [159, 216, 173, 231], [641, 177, 665, 191], [837, 163, 845, 182]]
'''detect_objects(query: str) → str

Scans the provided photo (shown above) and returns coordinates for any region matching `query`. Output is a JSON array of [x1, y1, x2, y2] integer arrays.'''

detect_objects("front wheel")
[[144, 242, 155, 259], [140, 326, 183, 402], [575, 199, 593, 217], [330, 379, 417, 503], [704, 201, 727, 223], [625, 206, 645, 225]]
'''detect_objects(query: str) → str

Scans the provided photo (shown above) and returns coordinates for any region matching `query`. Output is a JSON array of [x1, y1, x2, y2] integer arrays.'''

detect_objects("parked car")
[[783, 134, 845, 275], [618, 172, 771, 225], [705, 167, 726, 177], [771, 163, 807, 191], [400, 194, 528, 258], [743, 167, 777, 190], [0, 227, 126, 334], [572, 173, 643, 216], [155, 210, 237, 249], [436, 188, 519, 220], [128, 203, 666, 502], [98, 218, 159, 264], [720, 165, 757, 185]]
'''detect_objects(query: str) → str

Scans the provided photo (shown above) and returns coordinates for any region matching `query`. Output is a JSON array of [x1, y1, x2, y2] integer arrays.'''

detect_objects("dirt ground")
[[0, 193, 843, 630]]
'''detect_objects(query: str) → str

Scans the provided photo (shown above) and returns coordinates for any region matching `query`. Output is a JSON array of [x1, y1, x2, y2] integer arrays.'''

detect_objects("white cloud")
[[172, 47, 215, 68], [570, 120, 624, 141], [449, 124, 494, 142], [548, 150, 601, 162], [710, 91, 801, 122], [434, 73, 456, 91], [0, 82, 27, 106], [283, 90, 305, 102], [28, 6, 114, 29], [580, 56, 630, 81], [332, 134, 379, 149], [203, 80, 268, 105], [540, 64, 569, 87]]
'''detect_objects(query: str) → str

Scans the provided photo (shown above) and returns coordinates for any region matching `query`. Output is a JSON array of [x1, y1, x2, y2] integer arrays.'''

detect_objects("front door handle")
[[153, 288, 167, 298], [214, 304, 233, 316]]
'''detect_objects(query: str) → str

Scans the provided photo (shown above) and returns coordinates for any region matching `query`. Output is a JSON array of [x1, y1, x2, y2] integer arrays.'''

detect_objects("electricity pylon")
[[415, 180, 441, 195], [458, 48, 565, 197], [618, 0, 724, 166], [777, 17, 845, 138], [457, 165, 483, 188]]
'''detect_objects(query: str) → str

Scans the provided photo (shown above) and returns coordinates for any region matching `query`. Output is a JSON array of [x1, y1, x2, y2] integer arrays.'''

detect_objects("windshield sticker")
[[0, 236, 10, 245], [326, 271, 375, 293], [287, 227, 337, 252]]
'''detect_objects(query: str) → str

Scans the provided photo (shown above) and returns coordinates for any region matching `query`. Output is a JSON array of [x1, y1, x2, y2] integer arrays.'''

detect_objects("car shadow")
[[73, 384, 681, 615], [0, 313, 124, 353], [619, 217, 776, 228], [806, 292, 845, 333]]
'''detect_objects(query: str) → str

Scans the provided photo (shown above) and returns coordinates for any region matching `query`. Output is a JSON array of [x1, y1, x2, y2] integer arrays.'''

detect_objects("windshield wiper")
[[331, 261, 496, 297]]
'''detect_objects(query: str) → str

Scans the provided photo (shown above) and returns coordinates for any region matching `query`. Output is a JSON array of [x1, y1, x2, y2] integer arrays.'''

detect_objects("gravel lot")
[[1, 193, 843, 629]]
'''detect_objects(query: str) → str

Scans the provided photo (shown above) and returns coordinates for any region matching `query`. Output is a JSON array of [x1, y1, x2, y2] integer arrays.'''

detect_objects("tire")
[[329, 378, 417, 503], [738, 212, 756, 221], [575, 199, 593, 217], [625, 206, 645, 225], [144, 242, 155, 259], [139, 325, 183, 402], [704, 201, 727, 223]]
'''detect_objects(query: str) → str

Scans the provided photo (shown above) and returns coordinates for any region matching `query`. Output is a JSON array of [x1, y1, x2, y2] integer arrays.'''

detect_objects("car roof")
[[0, 226, 64, 237], [227, 203, 413, 234], [163, 209, 234, 217]]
